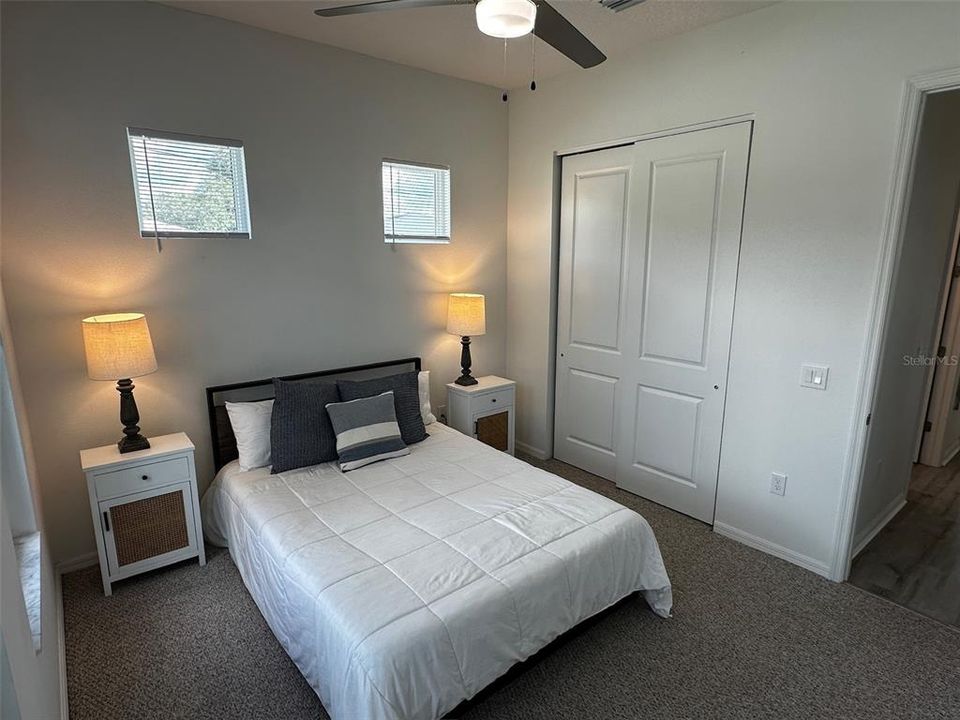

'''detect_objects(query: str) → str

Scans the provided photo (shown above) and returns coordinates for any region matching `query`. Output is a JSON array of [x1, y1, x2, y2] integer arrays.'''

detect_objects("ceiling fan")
[[314, 0, 607, 69]]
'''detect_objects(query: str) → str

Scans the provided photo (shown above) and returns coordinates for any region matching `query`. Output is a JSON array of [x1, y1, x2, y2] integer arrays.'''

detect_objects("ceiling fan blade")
[[315, 0, 465, 17], [533, 1, 606, 69]]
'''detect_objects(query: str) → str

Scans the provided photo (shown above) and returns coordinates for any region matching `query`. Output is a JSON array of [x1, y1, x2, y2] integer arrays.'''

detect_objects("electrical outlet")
[[770, 472, 787, 496]]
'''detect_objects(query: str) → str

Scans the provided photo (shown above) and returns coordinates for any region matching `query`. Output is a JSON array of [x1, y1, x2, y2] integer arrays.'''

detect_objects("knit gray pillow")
[[270, 378, 340, 473], [337, 371, 427, 445]]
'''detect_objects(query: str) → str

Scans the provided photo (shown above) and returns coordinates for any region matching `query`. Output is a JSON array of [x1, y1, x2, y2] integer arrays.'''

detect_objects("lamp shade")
[[82, 313, 158, 380], [447, 293, 486, 337]]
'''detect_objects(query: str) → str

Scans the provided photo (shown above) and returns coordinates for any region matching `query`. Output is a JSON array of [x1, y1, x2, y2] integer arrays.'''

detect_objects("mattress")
[[202, 422, 672, 720]]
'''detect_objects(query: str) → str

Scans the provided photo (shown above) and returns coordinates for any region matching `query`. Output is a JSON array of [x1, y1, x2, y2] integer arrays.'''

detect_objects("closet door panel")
[[617, 122, 751, 523], [554, 146, 634, 479], [639, 154, 722, 366]]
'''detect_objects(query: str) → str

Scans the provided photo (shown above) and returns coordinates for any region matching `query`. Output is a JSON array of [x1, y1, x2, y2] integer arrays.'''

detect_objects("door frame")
[[545, 113, 754, 484], [833, 67, 960, 582], [555, 113, 757, 158]]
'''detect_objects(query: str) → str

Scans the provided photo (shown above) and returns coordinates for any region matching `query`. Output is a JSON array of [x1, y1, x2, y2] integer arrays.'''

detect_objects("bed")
[[202, 358, 672, 720]]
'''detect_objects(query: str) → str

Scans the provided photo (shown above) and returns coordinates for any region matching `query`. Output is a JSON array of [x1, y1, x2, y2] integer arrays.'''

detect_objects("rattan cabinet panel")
[[103, 486, 192, 570], [476, 411, 510, 452]]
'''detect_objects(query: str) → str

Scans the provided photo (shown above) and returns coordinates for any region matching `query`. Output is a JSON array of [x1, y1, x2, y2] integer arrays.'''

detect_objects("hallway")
[[849, 454, 960, 627]]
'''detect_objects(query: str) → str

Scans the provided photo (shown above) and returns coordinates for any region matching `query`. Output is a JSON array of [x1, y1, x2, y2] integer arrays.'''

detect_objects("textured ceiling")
[[164, 0, 775, 88]]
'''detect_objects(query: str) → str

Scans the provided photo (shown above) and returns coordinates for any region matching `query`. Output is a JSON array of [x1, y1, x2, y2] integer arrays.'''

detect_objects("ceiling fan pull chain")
[[530, 33, 537, 91], [501, 38, 508, 102]]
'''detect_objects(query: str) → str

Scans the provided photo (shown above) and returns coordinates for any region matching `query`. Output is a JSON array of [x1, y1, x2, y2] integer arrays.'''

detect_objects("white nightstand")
[[446, 376, 516, 455], [80, 433, 205, 596]]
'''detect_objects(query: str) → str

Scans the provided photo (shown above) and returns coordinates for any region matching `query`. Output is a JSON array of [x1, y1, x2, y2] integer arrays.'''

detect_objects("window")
[[127, 127, 251, 239], [1, 336, 41, 650], [382, 160, 450, 244]]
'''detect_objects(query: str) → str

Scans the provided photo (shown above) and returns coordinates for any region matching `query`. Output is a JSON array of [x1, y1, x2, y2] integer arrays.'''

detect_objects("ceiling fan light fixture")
[[475, 0, 537, 39]]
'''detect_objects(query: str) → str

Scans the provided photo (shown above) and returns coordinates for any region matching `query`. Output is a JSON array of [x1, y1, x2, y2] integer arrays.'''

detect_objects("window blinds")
[[127, 127, 251, 239], [382, 160, 451, 244]]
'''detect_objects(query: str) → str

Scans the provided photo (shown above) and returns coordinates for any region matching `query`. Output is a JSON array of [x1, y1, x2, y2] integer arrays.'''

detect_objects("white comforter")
[[202, 423, 672, 720]]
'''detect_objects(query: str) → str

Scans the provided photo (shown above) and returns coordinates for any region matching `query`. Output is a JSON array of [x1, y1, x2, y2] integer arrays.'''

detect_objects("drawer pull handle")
[[141, 474, 149, 481], [491, 398, 497, 403]]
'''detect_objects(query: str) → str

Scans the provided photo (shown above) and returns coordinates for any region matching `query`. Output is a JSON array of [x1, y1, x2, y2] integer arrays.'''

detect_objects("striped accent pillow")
[[325, 391, 410, 472]]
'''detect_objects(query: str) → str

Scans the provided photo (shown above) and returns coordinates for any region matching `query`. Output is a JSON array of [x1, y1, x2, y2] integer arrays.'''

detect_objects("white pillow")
[[418, 371, 436, 425], [225, 399, 274, 471]]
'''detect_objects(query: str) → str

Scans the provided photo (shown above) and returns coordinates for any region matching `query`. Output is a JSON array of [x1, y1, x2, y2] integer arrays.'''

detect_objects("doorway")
[[553, 121, 750, 524], [918, 203, 960, 467], [847, 88, 960, 627]]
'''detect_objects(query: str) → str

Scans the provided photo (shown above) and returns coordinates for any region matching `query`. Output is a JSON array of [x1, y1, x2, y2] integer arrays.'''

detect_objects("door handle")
[[103, 511, 111, 533]]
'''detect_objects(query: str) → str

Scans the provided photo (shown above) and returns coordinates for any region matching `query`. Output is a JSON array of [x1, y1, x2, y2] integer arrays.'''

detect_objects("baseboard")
[[713, 521, 831, 578], [941, 439, 960, 466], [515, 441, 549, 460], [55, 551, 98, 575], [55, 553, 96, 720], [55, 569, 69, 720], [851, 493, 907, 558]]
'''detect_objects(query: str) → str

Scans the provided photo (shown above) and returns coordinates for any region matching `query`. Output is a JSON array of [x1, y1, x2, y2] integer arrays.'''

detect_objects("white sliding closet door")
[[555, 122, 750, 523], [615, 123, 750, 523], [554, 145, 635, 479]]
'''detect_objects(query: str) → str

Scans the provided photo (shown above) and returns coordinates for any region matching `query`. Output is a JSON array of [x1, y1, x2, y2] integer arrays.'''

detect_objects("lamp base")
[[455, 336, 479, 386], [116, 378, 150, 454], [118, 433, 151, 454]]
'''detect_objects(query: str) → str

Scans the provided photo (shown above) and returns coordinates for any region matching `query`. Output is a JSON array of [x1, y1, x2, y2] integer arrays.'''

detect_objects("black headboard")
[[205, 357, 421, 471]]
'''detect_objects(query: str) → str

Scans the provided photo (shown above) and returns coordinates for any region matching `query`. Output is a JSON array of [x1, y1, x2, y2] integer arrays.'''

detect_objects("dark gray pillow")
[[337, 371, 427, 445], [270, 378, 340, 473], [326, 391, 409, 471]]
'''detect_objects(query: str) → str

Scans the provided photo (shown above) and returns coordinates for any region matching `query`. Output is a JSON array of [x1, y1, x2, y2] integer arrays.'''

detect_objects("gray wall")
[[0, 1, 508, 563], [1, 637, 23, 720], [854, 89, 960, 546], [505, 1, 960, 575]]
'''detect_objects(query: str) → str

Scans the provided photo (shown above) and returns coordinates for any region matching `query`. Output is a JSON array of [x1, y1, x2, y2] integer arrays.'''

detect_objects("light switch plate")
[[800, 363, 829, 390], [770, 472, 787, 496]]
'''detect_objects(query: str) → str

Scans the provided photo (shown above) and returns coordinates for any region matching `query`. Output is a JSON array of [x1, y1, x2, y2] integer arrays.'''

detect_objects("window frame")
[[1, 334, 43, 650], [127, 126, 252, 240], [381, 158, 451, 245]]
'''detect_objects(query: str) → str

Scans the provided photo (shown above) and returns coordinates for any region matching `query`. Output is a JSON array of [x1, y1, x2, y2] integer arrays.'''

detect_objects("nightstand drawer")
[[475, 387, 514, 410], [95, 456, 191, 500]]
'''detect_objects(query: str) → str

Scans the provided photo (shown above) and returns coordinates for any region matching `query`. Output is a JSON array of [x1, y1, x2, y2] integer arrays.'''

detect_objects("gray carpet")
[[63, 455, 960, 720]]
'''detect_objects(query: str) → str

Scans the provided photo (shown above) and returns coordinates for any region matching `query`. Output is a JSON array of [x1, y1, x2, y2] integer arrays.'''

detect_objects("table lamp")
[[447, 293, 485, 386], [82, 313, 158, 453]]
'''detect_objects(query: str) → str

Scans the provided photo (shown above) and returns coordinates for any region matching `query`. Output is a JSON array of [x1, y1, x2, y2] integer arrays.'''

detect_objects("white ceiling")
[[164, 0, 774, 88]]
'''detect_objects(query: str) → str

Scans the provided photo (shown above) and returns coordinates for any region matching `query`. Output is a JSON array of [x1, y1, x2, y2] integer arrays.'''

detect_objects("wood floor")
[[849, 454, 960, 627]]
